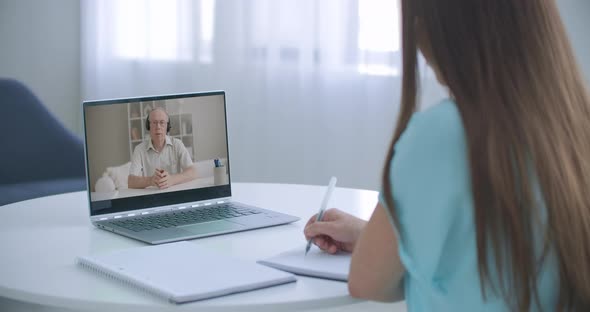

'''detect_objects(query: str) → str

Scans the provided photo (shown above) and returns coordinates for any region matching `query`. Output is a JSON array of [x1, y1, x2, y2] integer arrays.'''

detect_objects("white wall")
[[559, 0, 590, 85], [0, 0, 81, 135], [84, 104, 129, 191], [180, 95, 228, 162], [2, 0, 589, 191]]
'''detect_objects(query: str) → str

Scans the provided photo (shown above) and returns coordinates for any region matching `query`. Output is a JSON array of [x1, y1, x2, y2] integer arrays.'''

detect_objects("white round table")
[[0, 182, 406, 312]]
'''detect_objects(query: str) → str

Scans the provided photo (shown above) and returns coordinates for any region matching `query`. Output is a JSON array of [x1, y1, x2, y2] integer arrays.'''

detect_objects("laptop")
[[82, 91, 299, 244]]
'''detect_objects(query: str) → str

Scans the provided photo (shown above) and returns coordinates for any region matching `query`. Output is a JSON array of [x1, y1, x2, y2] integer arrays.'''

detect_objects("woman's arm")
[[348, 202, 405, 302], [303, 204, 405, 301]]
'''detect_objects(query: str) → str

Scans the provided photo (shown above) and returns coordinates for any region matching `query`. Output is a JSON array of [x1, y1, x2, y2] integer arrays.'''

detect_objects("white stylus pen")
[[305, 176, 338, 256]]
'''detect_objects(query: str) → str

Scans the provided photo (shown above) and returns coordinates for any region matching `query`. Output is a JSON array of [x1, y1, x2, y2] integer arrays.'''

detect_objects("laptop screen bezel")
[[82, 91, 231, 216]]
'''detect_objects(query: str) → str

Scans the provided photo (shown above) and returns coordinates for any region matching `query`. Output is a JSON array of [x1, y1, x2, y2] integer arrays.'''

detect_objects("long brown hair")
[[382, 0, 590, 310]]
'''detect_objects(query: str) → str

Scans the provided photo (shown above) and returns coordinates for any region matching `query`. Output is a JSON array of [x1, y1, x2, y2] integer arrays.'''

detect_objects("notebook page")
[[257, 246, 351, 281]]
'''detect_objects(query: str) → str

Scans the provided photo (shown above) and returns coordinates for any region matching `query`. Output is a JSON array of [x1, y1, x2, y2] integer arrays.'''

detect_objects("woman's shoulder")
[[418, 98, 461, 124], [396, 99, 466, 154], [391, 98, 470, 197], [390, 98, 471, 207]]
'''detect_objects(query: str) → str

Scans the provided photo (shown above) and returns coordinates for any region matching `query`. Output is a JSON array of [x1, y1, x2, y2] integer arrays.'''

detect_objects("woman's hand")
[[303, 208, 367, 254]]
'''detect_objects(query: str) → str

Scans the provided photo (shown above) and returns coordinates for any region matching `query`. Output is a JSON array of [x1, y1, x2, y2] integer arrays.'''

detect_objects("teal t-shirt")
[[379, 99, 557, 311]]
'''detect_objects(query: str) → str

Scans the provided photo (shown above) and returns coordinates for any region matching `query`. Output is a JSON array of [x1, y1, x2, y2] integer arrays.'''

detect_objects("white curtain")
[[82, 0, 446, 190]]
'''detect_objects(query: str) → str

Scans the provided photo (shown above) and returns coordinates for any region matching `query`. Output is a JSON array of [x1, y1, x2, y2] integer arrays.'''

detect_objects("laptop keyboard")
[[107, 203, 262, 232]]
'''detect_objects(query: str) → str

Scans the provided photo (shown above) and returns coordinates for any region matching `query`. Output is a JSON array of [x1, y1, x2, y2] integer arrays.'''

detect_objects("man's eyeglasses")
[[150, 121, 168, 127]]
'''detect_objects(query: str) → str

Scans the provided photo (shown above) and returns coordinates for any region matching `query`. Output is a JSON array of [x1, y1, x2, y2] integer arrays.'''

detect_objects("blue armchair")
[[0, 78, 86, 206]]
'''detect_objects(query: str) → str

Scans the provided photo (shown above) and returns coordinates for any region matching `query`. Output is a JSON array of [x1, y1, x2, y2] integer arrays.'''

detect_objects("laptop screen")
[[83, 91, 231, 216]]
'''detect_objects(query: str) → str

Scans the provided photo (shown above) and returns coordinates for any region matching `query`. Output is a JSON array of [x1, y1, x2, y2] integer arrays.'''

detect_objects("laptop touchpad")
[[180, 221, 244, 235]]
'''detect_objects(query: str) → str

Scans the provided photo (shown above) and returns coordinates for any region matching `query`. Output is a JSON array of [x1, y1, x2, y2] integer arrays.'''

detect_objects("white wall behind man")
[[0, 0, 81, 135]]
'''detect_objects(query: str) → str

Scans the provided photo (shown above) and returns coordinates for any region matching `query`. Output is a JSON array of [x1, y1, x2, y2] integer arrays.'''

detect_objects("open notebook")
[[78, 241, 296, 303], [257, 245, 351, 282]]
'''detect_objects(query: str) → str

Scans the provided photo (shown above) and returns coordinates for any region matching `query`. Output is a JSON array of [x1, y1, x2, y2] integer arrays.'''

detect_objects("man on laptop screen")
[[83, 91, 299, 244], [128, 107, 197, 190]]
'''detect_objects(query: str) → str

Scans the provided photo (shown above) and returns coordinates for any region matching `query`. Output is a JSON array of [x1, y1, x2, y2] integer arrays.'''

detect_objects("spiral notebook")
[[257, 245, 351, 282], [78, 241, 297, 303]]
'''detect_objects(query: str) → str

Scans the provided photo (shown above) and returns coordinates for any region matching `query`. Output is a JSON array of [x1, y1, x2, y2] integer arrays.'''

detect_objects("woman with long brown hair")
[[304, 0, 590, 310]]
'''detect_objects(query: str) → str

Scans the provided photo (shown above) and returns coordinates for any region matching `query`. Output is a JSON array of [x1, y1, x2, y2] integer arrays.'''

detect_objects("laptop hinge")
[[91, 197, 232, 223]]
